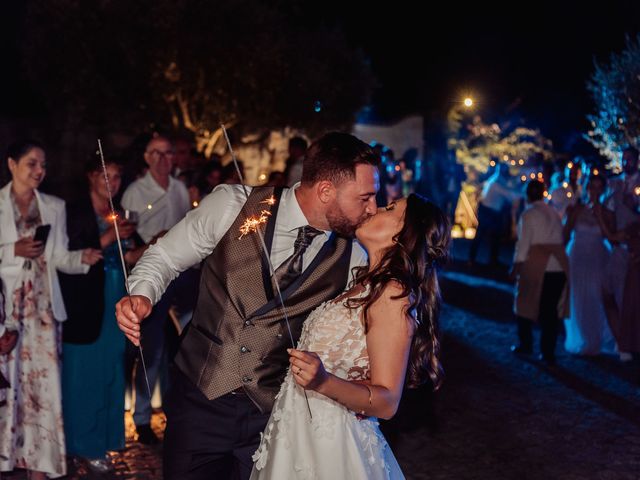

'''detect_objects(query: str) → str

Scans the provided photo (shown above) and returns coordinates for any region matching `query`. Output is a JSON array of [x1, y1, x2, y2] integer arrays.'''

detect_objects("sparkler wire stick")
[[221, 125, 313, 420], [97, 139, 152, 398]]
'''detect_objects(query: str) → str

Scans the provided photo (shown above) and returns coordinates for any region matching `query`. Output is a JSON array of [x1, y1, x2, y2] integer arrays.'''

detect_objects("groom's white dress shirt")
[[129, 183, 368, 305]]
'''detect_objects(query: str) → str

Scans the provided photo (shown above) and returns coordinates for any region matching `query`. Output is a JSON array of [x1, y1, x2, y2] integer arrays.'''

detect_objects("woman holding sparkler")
[[59, 156, 145, 473]]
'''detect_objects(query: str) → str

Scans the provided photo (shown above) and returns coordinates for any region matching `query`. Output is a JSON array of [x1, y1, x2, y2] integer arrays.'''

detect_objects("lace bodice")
[[297, 289, 370, 382], [251, 286, 405, 479]]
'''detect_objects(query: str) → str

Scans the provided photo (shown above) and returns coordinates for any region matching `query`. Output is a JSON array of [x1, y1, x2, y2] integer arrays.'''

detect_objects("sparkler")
[[221, 125, 313, 420], [97, 140, 152, 399], [238, 210, 272, 239]]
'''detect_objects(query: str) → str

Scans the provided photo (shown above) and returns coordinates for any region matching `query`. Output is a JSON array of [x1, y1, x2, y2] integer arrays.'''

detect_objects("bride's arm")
[[289, 282, 414, 420]]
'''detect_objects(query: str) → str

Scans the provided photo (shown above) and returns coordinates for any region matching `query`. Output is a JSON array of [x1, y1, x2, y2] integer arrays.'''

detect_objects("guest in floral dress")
[[0, 140, 101, 480]]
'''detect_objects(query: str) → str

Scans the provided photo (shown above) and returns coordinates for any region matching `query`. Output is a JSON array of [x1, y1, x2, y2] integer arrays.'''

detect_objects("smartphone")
[[33, 224, 51, 244]]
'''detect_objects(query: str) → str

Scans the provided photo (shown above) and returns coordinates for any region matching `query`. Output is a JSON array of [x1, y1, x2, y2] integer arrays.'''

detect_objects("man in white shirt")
[[120, 136, 193, 444], [115, 132, 379, 479], [512, 180, 568, 364], [121, 137, 191, 243], [469, 163, 522, 266]]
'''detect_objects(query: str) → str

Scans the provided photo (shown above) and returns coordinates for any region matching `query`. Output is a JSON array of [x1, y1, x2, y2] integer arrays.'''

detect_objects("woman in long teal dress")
[[60, 158, 144, 473]]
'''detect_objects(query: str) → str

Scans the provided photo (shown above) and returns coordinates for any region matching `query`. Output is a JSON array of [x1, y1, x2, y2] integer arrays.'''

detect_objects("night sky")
[[2, 1, 640, 150]]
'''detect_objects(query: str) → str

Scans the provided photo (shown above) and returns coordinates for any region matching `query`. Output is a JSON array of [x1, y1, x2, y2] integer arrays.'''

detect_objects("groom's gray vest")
[[174, 186, 353, 413]]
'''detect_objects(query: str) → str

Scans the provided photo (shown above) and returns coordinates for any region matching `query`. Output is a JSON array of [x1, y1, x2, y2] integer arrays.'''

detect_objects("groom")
[[115, 132, 380, 479]]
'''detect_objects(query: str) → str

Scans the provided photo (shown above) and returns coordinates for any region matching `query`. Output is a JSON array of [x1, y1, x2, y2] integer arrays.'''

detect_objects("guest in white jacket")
[[0, 140, 101, 480]]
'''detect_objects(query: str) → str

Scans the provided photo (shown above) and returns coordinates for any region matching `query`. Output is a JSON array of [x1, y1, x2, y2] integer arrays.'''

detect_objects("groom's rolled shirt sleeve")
[[129, 184, 249, 305]]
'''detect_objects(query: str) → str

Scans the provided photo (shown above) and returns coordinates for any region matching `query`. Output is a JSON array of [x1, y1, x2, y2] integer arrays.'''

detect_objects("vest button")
[[242, 376, 252, 383], [244, 320, 253, 327], [276, 333, 283, 339], [240, 346, 249, 353]]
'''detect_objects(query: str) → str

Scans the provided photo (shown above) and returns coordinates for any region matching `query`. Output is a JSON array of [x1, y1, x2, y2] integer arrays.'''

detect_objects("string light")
[[562, 182, 568, 188], [147, 204, 153, 210], [521, 175, 527, 182], [530, 173, 536, 179], [593, 168, 599, 176], [567, 192, 573, 198], [490, 161, 496, 167], [192, 201, 199, 208], [567, 162, 574, 169], [518, 159, 524, 165]]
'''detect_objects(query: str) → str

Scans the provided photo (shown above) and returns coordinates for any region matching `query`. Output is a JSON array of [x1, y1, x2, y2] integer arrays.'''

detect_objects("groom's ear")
[[316, 180, 335, 205]]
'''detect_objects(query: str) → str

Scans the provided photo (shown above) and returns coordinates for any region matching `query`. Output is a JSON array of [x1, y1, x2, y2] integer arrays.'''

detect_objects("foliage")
[[447, 108, 553, 174], [22, 0, 375, 156], [586, 33, 640, 170]]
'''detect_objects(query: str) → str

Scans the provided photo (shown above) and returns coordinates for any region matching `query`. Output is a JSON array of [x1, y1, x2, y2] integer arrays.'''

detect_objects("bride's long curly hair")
[[347, 193, 450, 390]]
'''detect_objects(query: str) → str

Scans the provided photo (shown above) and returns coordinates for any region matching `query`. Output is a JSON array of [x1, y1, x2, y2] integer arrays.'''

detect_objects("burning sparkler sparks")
[[238, 210, 272, 239]]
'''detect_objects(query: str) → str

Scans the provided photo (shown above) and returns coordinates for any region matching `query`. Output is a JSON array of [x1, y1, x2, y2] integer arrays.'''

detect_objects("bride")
[[251, 194, 450, 479]]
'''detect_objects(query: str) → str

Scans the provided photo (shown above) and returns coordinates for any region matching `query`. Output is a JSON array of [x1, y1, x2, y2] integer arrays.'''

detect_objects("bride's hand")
[[288, 348, 329, 392]]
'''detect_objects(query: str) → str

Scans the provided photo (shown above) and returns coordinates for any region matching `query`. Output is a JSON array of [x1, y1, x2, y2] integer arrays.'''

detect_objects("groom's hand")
[[288, 349, 329, 392], [115, 295, 152, 346]]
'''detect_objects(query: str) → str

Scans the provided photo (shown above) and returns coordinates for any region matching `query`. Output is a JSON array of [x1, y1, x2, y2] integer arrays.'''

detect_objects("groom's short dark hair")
[[301, 132, 380, 186]]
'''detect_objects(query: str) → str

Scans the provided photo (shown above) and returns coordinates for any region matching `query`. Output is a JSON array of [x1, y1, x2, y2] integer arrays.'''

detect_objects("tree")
[[586, 33, 640, 171], [22, 0, 374, 157], [448, 109, 553, 174]]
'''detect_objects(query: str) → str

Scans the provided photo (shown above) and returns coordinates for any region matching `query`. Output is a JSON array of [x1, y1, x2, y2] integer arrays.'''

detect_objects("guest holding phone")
[[0, 140, 101, 480], [59, 157, 145, 473]]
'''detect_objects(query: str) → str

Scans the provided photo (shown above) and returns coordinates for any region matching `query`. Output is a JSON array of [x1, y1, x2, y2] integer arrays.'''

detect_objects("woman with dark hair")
[[59, 157, 145, 473], [251, 194, 450, 479], [0, 140, 101, 479]]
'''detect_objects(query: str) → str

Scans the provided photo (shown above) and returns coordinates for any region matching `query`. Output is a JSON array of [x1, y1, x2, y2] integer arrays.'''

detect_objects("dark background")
[[2, 1, 640, 149]]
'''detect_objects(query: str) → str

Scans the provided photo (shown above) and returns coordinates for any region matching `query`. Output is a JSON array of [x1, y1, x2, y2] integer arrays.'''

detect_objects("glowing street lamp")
[[463, 97, 474, 108]]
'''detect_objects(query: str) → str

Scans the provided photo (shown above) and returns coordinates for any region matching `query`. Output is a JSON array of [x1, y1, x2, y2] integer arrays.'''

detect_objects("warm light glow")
[[489, 161, 496, 167], [548, 195, 553, 200], [530, 173, 536, 179], [394, 165, 401, 171], [567, 192, 573, 198], [258, 173, 267, 181], [503, 155, 509, 161], [521, 175, 527, 182], [464, 97, 473, 108], [562, 182, 568, 188], [510, 160, 516, 166], [543, 190, 549, 198], [567, 162, 574, 169], [238, 210, 272, 239], [147, 204, 153, 210], [192, 201, 199, 208], [593, 169, 599, 176], [110, 214, 118, 221], [451, 225, 464, 239], [537, 172, 543, 178], [464, 227, 476, 239], [635, 186, 640, 196], [518, 159, 524, 165]]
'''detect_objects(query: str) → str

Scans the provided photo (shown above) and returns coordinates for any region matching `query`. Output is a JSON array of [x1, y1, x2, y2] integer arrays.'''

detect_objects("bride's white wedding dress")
[[250, 289, 405, 479]]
